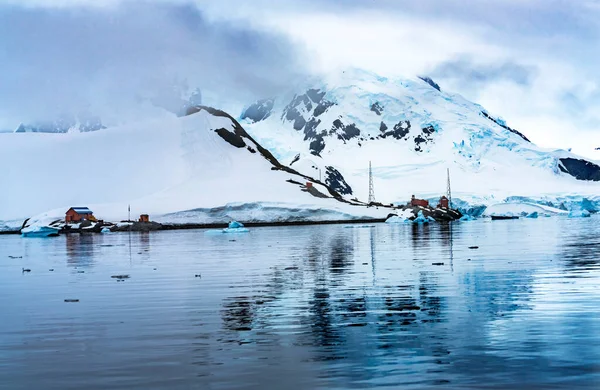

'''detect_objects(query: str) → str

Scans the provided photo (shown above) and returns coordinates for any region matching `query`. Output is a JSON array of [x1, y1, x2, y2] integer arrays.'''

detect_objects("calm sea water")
[[1, 217, 600, 389]]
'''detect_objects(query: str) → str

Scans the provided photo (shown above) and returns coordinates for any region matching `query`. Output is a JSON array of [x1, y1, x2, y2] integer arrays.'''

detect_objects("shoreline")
[[0, 217, 391, 236]]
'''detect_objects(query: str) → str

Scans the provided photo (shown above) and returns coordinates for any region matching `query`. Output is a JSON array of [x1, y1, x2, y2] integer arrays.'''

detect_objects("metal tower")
[[446, 168, 452, 209], [368, 161, 376, 204]]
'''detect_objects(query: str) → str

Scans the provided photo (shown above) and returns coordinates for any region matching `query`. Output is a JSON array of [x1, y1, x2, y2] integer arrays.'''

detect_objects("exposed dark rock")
[[214, 128, 246, 148], [313, 100, 334, 117], [370, 102, 384, 115], [380, 120, 410, 140], [414, 125, 436, 152], [559, 158, 600, 181], [418, 76, 441, 91], [306, 89, 326, 104], [292, 116, 307, 131], [241, 99, 274, 123], [422, 125, 436, 135], [325, 166, 353, 195], [290, 153, 301, 166], [380, 122, 388, 132], [303, 118, 321, 140], [310, 136, 326, 156], [247, 146, 256, 154], [414, 135, 427, 152], [481, 111, 530, 142], [282, 94, 313, 131]]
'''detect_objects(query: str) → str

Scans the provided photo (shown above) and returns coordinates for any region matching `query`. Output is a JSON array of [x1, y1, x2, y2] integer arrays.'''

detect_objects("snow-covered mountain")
[[0, 105, 389, 226], [2, 68, 600, 228], [14, 114, 105, 133], [240, 69, 600, 205]]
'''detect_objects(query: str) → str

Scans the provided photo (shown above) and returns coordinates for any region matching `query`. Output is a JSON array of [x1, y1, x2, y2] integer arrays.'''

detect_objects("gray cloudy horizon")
[[1, 0, 599, 157]]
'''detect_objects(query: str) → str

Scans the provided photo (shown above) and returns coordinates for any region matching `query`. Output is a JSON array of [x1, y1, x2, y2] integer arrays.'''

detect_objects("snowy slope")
[[241, 69, 600, 207], [0, 107, 392, 226]]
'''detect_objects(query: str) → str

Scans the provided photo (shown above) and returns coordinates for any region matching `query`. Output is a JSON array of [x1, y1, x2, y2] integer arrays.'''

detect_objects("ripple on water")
[[1, 217, 600, 389]]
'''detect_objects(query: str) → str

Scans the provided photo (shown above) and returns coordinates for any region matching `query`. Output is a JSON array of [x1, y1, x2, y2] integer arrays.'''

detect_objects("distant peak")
[[417, 76, 441, 91]]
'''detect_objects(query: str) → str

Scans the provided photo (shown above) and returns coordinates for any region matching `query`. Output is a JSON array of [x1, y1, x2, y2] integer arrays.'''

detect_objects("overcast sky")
[[1, 0, 599, 157]]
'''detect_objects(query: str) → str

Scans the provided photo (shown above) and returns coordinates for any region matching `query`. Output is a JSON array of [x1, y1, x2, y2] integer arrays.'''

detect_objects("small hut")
[[438, 196, 449, 209], [139, 214, 150, 223], [65, 207, 96, 223], [410, 195, 429, 208]]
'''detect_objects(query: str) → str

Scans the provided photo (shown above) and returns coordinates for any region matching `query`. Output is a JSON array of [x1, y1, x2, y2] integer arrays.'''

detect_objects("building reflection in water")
[[65, 233, 96, 268]]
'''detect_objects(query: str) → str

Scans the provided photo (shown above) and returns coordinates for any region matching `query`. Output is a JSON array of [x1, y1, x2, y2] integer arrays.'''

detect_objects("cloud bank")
[[0, 1, 304, 128]]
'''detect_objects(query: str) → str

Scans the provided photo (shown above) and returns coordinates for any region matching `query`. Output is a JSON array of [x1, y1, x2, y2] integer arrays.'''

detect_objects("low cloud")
[[429, 57, 538, 88], [0, 1, 305, 127]]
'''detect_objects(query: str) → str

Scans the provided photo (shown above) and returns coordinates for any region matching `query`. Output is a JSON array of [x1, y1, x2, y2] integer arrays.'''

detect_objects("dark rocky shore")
[[2, 205, 462, 236]]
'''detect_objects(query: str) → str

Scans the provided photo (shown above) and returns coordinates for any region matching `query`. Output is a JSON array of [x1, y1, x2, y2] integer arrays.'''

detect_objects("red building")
[[65, 207, 96, 223], [139, 214, 150, 223], [438, 196, 449, 209], [410, 195, 429, 207]]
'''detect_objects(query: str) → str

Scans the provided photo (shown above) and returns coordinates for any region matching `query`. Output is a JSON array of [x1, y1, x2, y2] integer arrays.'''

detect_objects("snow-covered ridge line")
[[0, 104, 397, 227], [241, 68, 600, 205]]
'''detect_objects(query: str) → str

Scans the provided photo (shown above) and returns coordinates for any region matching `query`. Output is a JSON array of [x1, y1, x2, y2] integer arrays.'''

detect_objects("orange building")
[[410, 195, 429, 208], [65, 207, 96, 223], [139, 214, 150, 223]]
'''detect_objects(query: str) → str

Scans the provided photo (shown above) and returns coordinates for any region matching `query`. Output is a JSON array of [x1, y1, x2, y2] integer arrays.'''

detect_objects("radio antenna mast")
[[446, 168, 452, 209], [368, 161, 376, 204]]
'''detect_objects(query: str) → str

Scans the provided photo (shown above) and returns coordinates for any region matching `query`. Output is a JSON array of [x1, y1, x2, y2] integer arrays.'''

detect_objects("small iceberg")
[[413, 211, 436, 224], [459, 215, 476, 221], [526, 212, 539, 219], [205, 221, 250, 235], [21, 225, 60, 238], [385, 215, 410, 224], [223, 221, 249, 233], [101, 227, 111, 233], [568, 209, 591, 218]]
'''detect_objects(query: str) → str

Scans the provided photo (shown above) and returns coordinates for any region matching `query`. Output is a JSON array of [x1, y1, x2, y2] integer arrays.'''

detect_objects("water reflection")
[[2, 218, 600, 389], [65, 233, 96, 268]]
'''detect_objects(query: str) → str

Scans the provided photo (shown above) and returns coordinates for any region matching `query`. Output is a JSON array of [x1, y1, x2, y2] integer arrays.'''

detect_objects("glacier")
[[241, 68, 600, 213]]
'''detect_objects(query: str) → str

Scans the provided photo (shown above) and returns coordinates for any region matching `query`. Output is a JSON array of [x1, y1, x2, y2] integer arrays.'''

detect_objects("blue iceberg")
[[526, 212, 539, 219], [228, 221, 244, 229], [568, 209, 591, 218], [459, 215, 476, 221], [413, 211, 436, 224], [205, 221, 250, 234]]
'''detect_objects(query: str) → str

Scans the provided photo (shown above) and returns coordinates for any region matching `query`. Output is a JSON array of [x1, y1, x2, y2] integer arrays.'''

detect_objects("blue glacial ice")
[[568, 209, 591, 218]]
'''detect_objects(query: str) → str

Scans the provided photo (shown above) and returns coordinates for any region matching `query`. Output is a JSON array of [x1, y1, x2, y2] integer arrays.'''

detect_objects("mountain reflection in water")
[[1, 217, 600, 389]]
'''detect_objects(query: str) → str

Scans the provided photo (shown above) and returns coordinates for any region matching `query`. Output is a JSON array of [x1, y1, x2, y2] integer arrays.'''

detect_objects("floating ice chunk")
[[568, 209, 591, 218], [459, 215, 476, 221], [101, 227, 111, 233], [526, 212, 539, 219], [222, 227, 250, 234], [385, 215, 410, 224], [228, 221, 244, 229], [413, 211, 435, 224]]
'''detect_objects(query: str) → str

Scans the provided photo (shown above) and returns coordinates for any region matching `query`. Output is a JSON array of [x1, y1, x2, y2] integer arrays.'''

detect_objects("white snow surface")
[[483, 203, 568, 217], [0, 109, 392, 226], [242, 68, 600, 207]]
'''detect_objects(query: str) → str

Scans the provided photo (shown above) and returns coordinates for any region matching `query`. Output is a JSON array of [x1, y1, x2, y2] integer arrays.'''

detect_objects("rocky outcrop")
[[559, 158, 600, 181], [418, 76, 441, 91], [481, 111, 530, 142], [241, 99, 274, 123]]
